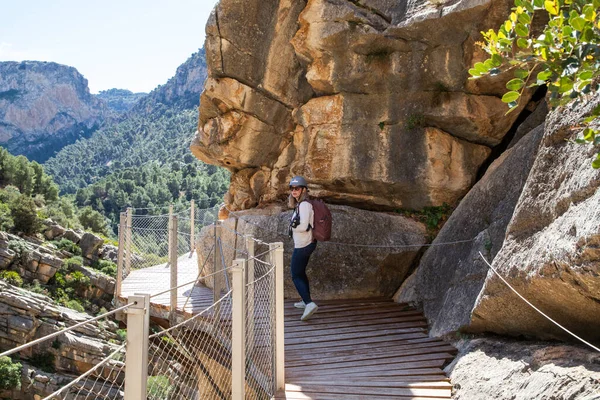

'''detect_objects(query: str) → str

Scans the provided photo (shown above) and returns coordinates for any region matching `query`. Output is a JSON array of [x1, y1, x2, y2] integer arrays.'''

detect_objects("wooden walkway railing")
[[277, 298, 455, 400]]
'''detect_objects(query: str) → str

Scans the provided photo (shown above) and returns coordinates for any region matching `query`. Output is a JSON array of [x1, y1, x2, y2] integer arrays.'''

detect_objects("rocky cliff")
[[192, 0, 531, 211], [193, 1, 600, 397], [132, 48, 208, 114], [0, 61, 111, 162]]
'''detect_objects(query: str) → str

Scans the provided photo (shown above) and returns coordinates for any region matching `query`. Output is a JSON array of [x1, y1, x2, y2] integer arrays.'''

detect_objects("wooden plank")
[[285, 309, 423, 324], [284, 383, 451, 398], [286, 360, 448, 378], [285, 345, 457, 367], [275, 391, 448, 400], [286, 342, 455, 362], [285, 317, 428, 337], [285, 332, 430, 350], [289, 379, 452, 389], [286, 353, 455, 372]]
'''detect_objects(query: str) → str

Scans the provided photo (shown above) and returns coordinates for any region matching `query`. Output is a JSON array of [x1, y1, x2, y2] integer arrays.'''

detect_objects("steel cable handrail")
[[41, 344, 126, 400], [479, 252, 600, 353], [0, 303, 134, 358]]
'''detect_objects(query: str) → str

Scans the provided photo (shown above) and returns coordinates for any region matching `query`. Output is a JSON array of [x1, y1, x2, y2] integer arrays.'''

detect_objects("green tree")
[[0, 356, 21, 390], [470, 0, 600, 167], [10, 194, 40, 234], [78, 206, 109, 235]]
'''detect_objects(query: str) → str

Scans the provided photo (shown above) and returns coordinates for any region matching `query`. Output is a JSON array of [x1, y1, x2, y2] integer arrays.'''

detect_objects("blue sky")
[[0, 0, 219, 93]]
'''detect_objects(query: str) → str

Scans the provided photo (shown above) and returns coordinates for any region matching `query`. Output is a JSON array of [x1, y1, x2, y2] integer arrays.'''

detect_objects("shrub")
[[0, 356, 21, 390], [65, 271, 90, 291], [0, 271, 23, 287], [0, 202, 14, 231], [78, 206, 109, 236], [28, 352, 55, 373], [10, 194, 41, 234], [92, 259, 117, 278], [55, 238, 82, 256], [23, 281, 49, 296], [147, 375, 173, 398], [64, 299, 85, 313], [62, 256, 84, 271], [116, 329, 127, 342]]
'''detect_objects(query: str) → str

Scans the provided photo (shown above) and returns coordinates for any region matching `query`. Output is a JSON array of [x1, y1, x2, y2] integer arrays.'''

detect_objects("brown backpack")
[[305, 198, 332, 241]]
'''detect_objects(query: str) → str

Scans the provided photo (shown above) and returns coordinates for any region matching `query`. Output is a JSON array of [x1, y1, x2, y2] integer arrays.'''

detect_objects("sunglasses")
[[290, 187, 302, 191]]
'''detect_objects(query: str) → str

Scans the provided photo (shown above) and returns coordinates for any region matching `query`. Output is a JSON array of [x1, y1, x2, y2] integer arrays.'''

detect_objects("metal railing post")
[[168, 204, 174, 266], [125, 208, 132, 277], [270, 242, 285, 391], [124, 294, 150, 400], [169, 215, 178, 325], [245, 235, 255, 354], [231, 259, 247, 400], [190, 199, 195, 254], [116, 212, 125, 297], [213, 221, 222, 302]]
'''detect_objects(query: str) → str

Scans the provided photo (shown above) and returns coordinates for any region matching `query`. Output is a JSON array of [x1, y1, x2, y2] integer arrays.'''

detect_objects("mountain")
[[43, 49, 226, 232], [131, 48, 208, 113], [95, 89, 147, 113], [0, 61, 111, 163]]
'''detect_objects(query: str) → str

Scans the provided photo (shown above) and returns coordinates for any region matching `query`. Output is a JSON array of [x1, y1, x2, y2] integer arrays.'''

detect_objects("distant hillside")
[[43, 49, 226, 231], [131, 48, 208, 113], [0, 61, 111, 162], [95, 88, 147, 113]]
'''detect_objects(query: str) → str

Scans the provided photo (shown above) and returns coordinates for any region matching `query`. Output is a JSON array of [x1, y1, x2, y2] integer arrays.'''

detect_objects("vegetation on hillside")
[[95, 88, 147, 113], [470, 0, 600, 167], [0, 148, 107, 235], [44, 109, 229, 233]]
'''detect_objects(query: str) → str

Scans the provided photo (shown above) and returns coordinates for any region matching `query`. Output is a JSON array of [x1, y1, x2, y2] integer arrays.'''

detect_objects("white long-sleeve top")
[[291, 201, 314, 248]]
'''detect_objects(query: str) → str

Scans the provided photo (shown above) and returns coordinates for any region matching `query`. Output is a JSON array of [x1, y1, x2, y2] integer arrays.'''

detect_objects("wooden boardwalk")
[[117, 251, 218, 319], [277, 298, 454, 400]]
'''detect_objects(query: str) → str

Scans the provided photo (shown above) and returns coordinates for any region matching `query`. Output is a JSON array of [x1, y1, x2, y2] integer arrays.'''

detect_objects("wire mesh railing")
[[110, 202, 285, 399]]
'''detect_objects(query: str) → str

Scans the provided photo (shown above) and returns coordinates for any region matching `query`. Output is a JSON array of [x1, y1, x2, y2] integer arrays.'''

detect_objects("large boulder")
[[192, 0, 531, 211], [468, 95, 600, 342], [447, 338, 600, 399], [197, 204, 426, 299], [394, 109, 545, 337], [78, 232, 104, 260]]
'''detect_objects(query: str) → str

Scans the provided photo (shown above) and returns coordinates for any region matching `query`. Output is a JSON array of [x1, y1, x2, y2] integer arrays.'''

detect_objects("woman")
[[288, 176, 319, 321]]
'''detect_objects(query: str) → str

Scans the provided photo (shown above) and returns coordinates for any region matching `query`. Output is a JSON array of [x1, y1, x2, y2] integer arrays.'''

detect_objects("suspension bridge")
[[0, 202, 456, 399]]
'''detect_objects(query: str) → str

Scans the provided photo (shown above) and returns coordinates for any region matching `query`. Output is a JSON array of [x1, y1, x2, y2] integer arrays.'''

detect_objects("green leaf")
[[558, 77, 574, 93], [533, 0, 544, 8], [514, 69, 529, 79], [578, 71, 593, 81], [468, 68, 481, 77], [518, 12, 532, 24], [515, 23, 529, 37], [592, 154, 600, 169], [583, 128, 595, 141], [544, 0, 558, 15], [502, 91, 521, 103], [474, 62, 489, 74], [517, 38, 529, 48], [571, 17, 586, 31], [537, 70, 553, 81], [491, 54, 503, 67], [506, 78, 525, 90], [583, 28, 594, 42]]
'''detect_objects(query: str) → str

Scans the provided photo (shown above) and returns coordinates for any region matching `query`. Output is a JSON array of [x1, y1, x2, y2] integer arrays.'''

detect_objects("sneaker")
[[301, 302, 318, 321], [294, 301, 306, 309]]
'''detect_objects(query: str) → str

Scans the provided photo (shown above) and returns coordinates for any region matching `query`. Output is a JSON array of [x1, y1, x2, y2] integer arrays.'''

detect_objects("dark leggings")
[[290, 241, 317, 304]]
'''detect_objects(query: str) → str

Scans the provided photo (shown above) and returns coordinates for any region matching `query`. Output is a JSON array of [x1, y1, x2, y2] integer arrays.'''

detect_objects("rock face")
[[447, 338, 600, 399], [132, 49, 208, 113], [394, 108, 546, 337], [192, 0, 529, 211], [198, 204, 426, 299], [0, 61, 110, 162], [0, 281, 123, 399], [469, 95, 600, 342], [95, 88, 147, 113]]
